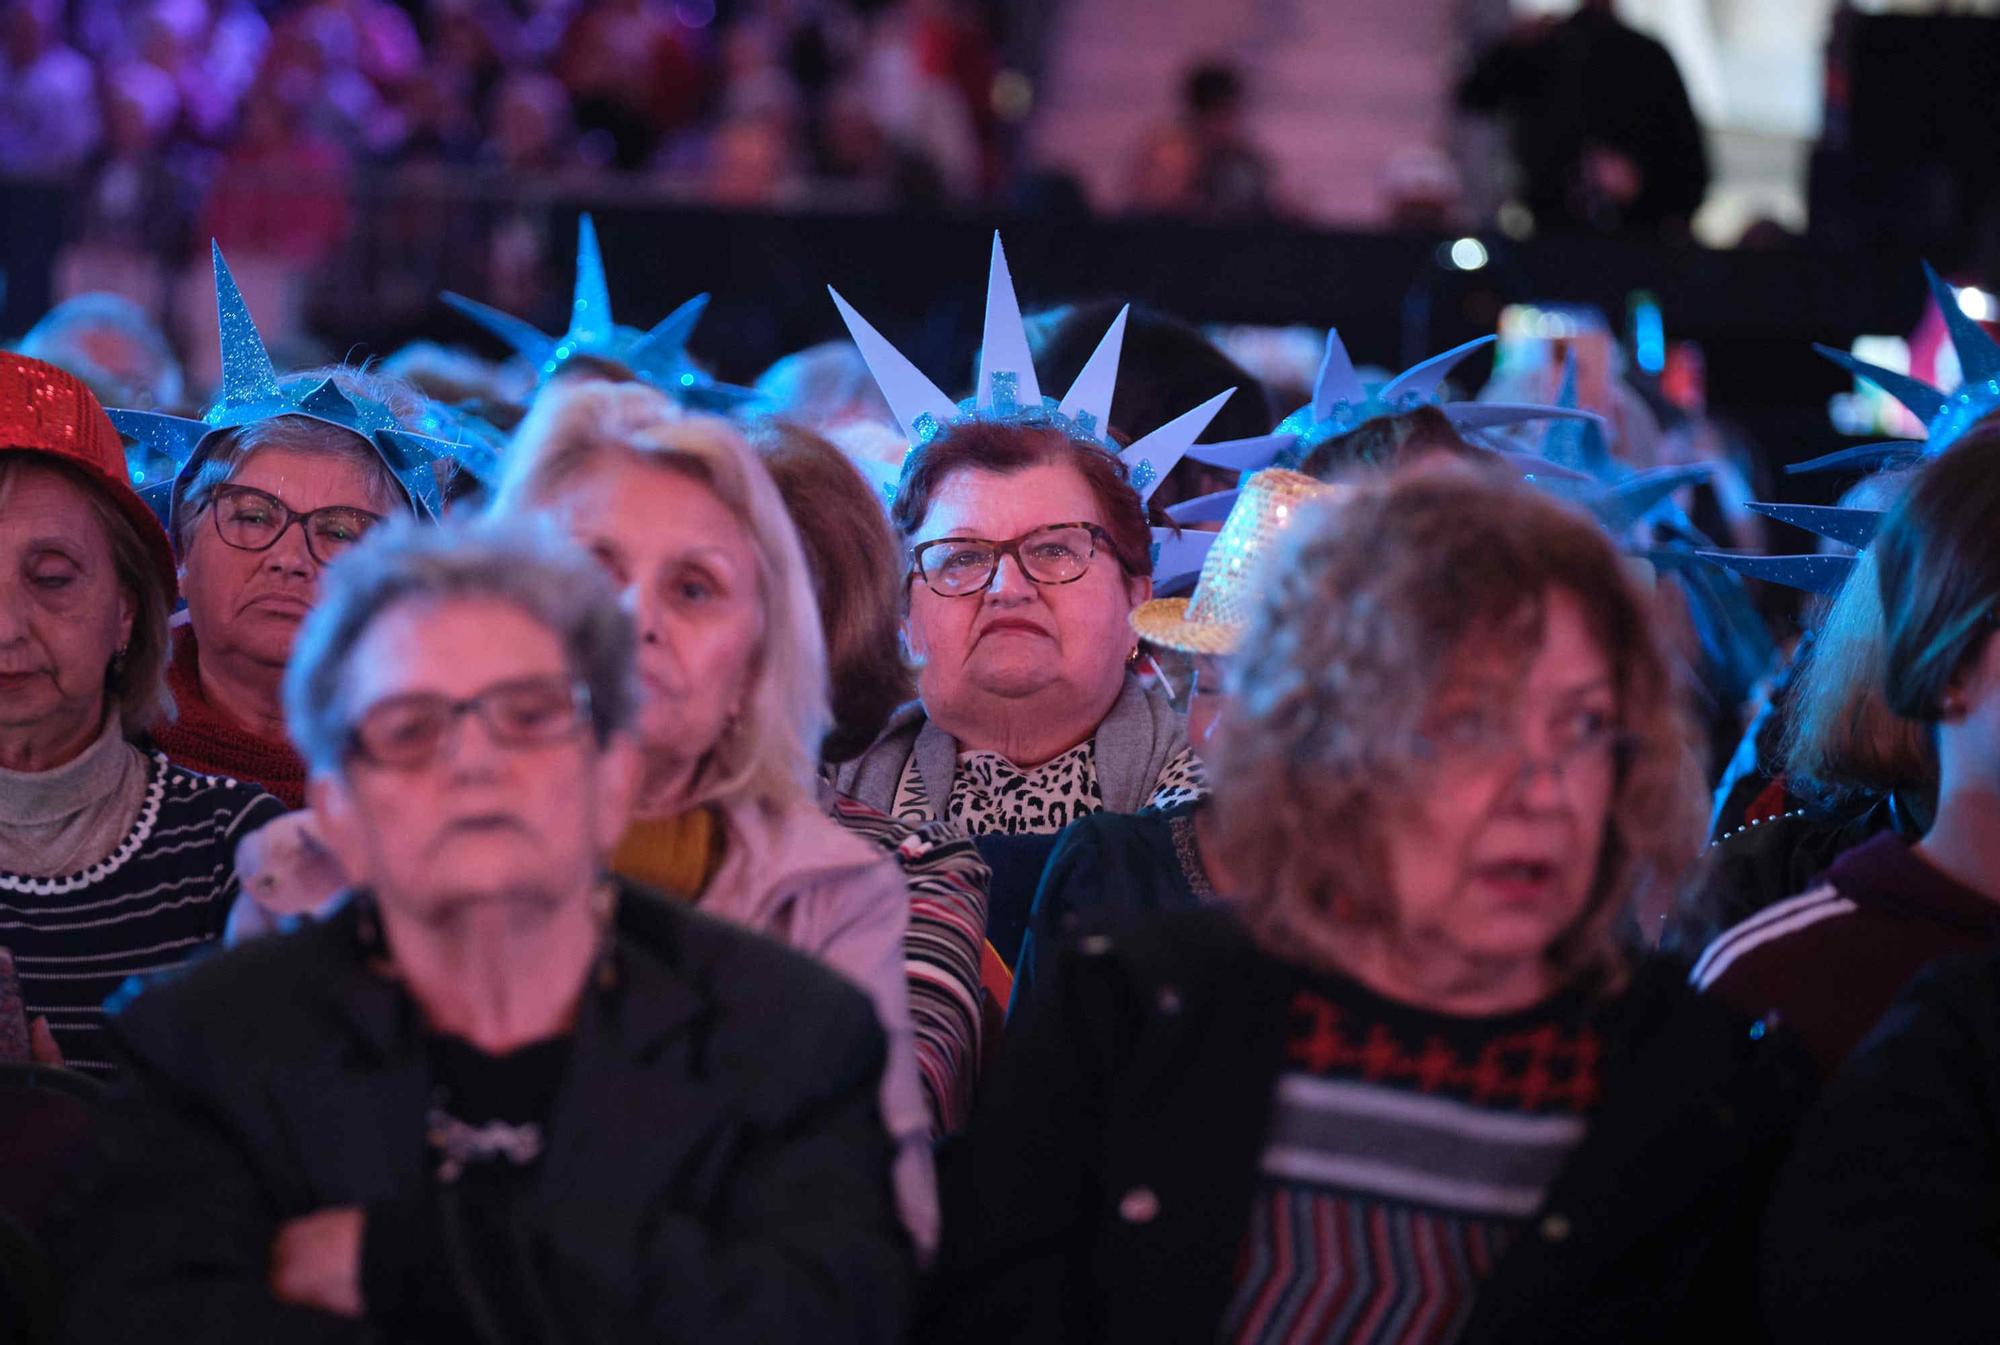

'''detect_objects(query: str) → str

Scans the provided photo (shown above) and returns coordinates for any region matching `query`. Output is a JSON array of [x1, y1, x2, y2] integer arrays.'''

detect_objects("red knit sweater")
[[151, 628, 306, 810]]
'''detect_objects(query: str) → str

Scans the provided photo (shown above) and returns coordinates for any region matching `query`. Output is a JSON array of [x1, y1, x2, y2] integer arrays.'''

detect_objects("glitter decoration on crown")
[[442, 214, 757, 412], [829, 233, 1238, 509], [1683, 262, 1997, 594], [106, 242, 472, 524]]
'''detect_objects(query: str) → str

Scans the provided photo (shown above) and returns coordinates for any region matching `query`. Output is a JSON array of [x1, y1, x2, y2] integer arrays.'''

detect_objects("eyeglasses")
[[345, 676, 592, 770], [1416, 702, 1628, 785], [209, 484, 383, 567], [910, 522, 1119, 598]]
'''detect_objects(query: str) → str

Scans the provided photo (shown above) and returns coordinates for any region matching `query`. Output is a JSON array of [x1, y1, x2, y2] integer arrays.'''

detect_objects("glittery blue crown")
[[108, 243, 475, 526], [442, 214, 756, 412], [1159, 331, 1603, 531], [830, 234, 1238, 516]]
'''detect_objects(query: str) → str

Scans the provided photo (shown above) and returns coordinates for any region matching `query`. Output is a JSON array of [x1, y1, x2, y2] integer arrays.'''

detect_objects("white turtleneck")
[[0, 717, 150, 879]]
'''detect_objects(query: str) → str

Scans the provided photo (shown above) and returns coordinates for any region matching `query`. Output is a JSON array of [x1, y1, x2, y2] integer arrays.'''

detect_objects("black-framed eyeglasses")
[[208, 484, 383, 567], [910, 522, 1118, 598], [345, 676, 593, 770]]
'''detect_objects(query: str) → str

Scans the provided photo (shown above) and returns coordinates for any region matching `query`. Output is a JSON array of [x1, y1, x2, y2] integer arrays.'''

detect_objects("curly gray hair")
[[1210, 462, 1705, 990], [284, 512, 636, 775]]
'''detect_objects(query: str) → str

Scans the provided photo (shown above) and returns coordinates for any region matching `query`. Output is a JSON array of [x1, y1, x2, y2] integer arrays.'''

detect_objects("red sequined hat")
[[0, 353, 178, 596]]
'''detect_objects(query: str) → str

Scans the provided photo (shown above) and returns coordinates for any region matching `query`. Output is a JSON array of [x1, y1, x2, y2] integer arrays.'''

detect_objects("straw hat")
[[1130, 468, 1341, 656]]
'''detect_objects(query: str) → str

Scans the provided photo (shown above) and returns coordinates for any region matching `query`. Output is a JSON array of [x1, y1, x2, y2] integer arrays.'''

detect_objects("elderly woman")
[[1012, 469, 1335, 1011], [929, 465, 1811, 1344], [490, 380, 936, 1252], [835, 418, 1203, 833], [113, 248, 455, 808], [0, 354, 282, 1073], [753, 417, 994, 1134], [1694, 430, 2000, 1076], [55, 515, 912, 1341], [148, 365, 435, 808]]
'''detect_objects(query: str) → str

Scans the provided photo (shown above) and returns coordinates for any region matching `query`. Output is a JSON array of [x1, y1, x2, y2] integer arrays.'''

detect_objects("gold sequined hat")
[[1130, 469, 1342, 656]]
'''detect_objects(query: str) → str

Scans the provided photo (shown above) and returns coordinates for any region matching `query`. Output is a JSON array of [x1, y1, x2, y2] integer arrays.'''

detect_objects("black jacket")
[[1763, 950, 2000, 1344], [927, 907, 1811, 1345], [53, 885, 913, 1344]]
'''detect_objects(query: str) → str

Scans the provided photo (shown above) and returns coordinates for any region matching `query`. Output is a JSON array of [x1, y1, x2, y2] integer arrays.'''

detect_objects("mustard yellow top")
[[610, 806, 726, 902]]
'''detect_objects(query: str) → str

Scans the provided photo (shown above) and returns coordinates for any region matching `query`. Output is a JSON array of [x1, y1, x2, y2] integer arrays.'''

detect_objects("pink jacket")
[[702, 796, 938, 1258]]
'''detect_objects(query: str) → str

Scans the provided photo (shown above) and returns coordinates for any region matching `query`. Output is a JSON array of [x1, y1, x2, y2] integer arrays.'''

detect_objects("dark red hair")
[[887, 420, 1151, 578]]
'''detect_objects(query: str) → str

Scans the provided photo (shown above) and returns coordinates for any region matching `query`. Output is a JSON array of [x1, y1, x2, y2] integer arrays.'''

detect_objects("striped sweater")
[[827, 793, 990, 1135], [1693, 832, 2000, 1075], [0, 754, 284, 1074], [1223, 972, 1602, 1345]]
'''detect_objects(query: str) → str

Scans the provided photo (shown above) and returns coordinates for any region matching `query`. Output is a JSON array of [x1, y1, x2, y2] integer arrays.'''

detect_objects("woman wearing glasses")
[[153, 365, 433, 808], [930, 466, 1812, 1344], [0, 355, 282, 1073], [835, 420, 1201, 838], [490, 380, 936, 1256]]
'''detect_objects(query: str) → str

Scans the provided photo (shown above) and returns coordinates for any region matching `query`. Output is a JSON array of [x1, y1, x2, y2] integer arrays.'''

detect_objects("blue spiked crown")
[[443, 214, 756, 412], [1692, 261, 1999, 594], [108, 243, 479, 529]]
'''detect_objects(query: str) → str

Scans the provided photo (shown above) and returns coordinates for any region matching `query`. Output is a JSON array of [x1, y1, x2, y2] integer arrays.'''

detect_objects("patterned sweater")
[[1223, 969, 1603, 1345], [0, 754, 284, 1073]]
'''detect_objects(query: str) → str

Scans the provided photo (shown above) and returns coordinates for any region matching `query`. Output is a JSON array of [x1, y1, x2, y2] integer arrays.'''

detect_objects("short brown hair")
[[751, 419, 913, 763], [1877, 429, 2000, 722], [1298, 405, 1483, 482], [888, 420, 1151, 580], [0, 453, 174, 735], [1212, 462, 1703, 991]]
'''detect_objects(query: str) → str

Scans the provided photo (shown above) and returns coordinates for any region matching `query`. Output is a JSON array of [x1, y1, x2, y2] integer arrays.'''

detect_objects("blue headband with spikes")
[[1180, 328, 1600, 478], [1690, 261, 1995, 592], [1791, 261, 2000, 476], [442, 214, 757, 412], [830, 233, 1237, 516], [107, 242, 473, 526]]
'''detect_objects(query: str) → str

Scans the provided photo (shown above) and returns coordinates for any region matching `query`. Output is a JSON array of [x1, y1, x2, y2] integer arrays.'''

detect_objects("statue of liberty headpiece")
[[1155, 328, 1601, 528], [830, 233, 1239, 519], [107, 243, 476, 526], [443, 213, 757, 412], [1692, 262, 1998, 594]]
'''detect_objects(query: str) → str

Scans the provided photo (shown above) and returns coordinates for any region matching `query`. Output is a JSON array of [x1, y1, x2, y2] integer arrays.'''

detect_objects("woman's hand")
[[269, 1206, 364, 1318], [236, 811, 349, 918]]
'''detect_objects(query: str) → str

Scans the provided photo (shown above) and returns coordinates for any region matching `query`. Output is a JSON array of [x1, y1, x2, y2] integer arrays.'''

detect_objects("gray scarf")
[[0, 718, 151, 878], [835, 674, 1187, 819]]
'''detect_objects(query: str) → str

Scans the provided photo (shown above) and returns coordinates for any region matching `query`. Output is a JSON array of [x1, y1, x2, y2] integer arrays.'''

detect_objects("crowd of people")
[[2, 208, 1999, 1343]]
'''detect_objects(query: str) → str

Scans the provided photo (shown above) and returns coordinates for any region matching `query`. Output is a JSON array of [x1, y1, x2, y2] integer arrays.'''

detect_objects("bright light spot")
[[1449, 237, 1489, 271], [1956, 286, 1995, 323]]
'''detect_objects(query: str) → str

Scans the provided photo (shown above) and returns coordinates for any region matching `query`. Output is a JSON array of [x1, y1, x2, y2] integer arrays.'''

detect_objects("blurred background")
[[6, 0, 2000, 519]]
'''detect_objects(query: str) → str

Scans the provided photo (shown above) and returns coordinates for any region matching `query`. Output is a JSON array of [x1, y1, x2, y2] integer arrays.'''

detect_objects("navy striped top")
[[0, 753, 284, 1074]]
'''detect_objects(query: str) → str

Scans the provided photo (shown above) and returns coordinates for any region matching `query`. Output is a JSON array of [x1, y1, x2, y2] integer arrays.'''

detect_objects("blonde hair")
[[490, 380, 829, 814], [1780, 546, 1937, 812], [1212, 463, 1704, 991]]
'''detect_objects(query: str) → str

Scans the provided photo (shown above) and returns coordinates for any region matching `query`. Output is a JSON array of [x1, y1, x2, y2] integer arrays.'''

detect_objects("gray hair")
[[283, 512, 636, 775], [171, 365, 425, 556]]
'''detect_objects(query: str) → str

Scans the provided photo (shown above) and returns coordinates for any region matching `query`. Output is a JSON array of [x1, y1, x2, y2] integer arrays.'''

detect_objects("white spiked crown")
[[829, 233, 1236, 510]]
